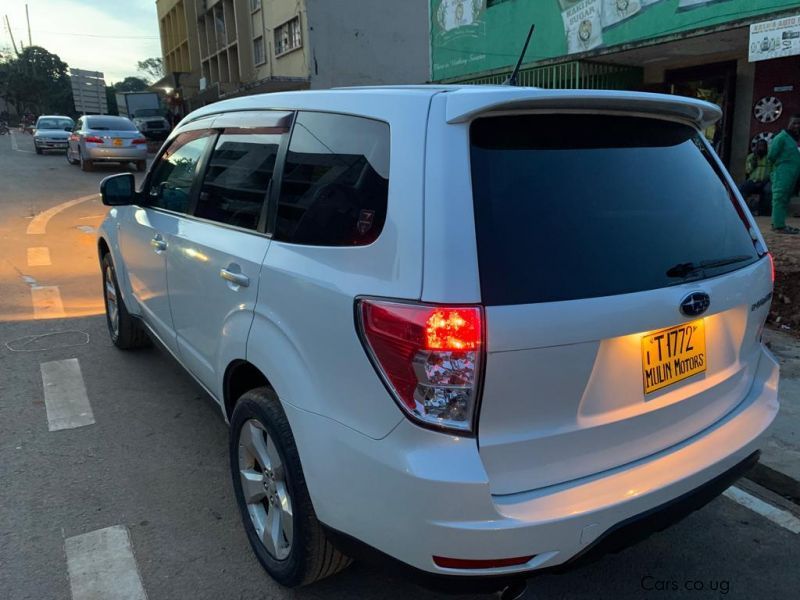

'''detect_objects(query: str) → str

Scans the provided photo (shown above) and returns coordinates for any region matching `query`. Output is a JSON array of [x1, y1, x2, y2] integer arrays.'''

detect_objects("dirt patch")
[[756, 215, 800, 335]]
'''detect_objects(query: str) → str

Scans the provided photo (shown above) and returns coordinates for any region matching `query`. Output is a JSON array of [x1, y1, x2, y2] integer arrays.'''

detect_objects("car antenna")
[[503, 24, 535, 87]]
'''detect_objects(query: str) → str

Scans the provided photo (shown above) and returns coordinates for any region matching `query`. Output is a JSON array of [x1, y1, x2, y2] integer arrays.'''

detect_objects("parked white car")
[[33, 115, 74, 154], [96, 86, 779, 596]]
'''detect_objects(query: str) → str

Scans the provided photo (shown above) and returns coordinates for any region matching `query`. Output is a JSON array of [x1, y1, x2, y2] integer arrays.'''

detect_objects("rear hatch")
[[88, 128, 141, 148], [469, 112, 771, 495]]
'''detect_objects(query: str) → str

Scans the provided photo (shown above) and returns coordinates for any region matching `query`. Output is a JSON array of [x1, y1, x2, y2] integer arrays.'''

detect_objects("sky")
[[1, 0, 162, 84]]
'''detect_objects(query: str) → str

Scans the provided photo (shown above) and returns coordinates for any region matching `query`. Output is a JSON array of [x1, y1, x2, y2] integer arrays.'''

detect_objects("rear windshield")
[[86, 117, 136, 131], [470, 114, 759, 306], [37, 118, 73, 130]]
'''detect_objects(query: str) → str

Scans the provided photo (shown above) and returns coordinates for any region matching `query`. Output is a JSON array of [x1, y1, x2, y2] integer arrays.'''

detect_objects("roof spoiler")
[[445, 88, 722, 129]]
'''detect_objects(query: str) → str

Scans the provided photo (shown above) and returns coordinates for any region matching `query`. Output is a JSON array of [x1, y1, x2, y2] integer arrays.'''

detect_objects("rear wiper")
[[666, 255, 753, 278]]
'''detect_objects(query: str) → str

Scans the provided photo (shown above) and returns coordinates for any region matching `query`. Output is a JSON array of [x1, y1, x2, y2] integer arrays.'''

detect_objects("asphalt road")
[[0, 130, 798, 600]]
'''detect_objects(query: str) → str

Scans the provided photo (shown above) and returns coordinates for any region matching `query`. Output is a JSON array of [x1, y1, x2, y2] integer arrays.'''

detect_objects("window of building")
[[195, 128, 286, 231], [147, 131, 215, 214], [253, 36, 265, 65], [250, 0, 261, 11], [275, 16, 302, 56], [274, 112, 390, 246]]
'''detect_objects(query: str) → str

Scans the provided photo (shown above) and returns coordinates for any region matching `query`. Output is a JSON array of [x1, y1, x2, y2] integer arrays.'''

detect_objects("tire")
[[230, 388, 351, 587], [136, 160, 146, 172], [80, 151, 93, 172], [35, 145, 43, 155], [101, 253, 150, 350]]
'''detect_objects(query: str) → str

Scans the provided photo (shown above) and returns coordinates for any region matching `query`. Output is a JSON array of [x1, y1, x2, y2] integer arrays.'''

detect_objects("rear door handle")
[[220, 268, 250, 288], [150, 235, 167, 252]]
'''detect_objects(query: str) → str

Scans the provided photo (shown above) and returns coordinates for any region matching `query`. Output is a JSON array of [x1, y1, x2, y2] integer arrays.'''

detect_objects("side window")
[[195, 122, 289, 230], [146, 131, 214, 213], [275, 112, 389, 246]]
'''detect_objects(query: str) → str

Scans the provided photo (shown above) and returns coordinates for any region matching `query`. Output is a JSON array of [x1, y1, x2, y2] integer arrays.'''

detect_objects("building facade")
[[155, 0, 429, 111], [431, 0, 800, 181], [156, 0, 202, 102]]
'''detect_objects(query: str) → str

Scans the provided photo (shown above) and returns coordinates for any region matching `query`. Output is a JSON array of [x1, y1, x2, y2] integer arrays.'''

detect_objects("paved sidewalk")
[[759, 328, 800, 500]]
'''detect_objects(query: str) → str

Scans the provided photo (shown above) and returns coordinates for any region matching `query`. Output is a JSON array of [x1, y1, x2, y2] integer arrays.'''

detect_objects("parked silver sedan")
[[66, 115, 148, 172], [33, 115, 74, 154]]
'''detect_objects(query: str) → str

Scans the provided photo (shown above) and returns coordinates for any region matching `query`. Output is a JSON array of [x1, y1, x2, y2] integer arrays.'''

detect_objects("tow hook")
[[498, 580, 527, 600]]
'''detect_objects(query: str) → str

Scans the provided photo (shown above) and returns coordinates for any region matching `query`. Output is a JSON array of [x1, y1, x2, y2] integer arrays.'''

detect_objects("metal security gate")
[[448, 61, 643, 90]]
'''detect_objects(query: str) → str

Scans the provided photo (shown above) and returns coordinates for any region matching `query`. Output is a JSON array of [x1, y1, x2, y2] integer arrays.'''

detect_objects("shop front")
[[431, 1, 800, 180]]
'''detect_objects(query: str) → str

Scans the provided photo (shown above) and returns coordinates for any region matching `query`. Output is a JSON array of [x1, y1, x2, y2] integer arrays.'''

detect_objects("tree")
[[137, 57, 164, 84], [0, 46, 73, 116], [113, 77, 149, 93], [105, 86, 119, 115]]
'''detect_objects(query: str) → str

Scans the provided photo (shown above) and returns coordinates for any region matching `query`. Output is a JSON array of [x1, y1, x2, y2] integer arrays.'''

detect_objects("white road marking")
[[31, 285, 65, 319], [65, 525, 147, 600], [27, 194, 99, 235], [9, 130, 34, 154], [724, 486, 800, 534], [40, 358, 94, 431], [77, 225, 96, 234], [27, 247, 52, 267], [79, 214, 106, 220]]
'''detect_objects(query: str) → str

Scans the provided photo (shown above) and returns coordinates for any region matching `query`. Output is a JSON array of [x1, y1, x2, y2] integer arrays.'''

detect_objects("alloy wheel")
[[238, 419, 294, 560]]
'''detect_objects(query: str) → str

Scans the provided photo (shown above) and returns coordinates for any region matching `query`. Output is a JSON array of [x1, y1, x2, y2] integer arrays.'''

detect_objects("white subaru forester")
[[97, 86, 779, 595]]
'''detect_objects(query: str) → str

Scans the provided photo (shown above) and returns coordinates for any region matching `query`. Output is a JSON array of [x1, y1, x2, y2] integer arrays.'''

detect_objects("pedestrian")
[[768, 114, 800, 234], [739, 139, 772, 216]]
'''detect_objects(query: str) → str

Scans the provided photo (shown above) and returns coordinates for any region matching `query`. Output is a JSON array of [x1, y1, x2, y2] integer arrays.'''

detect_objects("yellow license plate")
[[113, 138, 123, 146], [641, 320, 706, 394]]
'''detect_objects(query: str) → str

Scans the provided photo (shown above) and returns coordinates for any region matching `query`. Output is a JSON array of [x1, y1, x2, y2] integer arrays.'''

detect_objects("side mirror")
[[100, 173, 136, 206], [64, 127, 72, 132]]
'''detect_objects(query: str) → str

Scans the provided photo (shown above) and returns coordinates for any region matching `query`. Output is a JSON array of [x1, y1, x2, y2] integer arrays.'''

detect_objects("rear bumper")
[[325, 449, 761, 593], [289, 344, 779, 578], [84, 146, 147, 161]]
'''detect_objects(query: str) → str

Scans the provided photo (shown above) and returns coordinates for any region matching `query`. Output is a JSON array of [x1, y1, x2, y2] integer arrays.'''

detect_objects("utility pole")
[[25, 4, 31, 46], [4, 15, 19, 56]]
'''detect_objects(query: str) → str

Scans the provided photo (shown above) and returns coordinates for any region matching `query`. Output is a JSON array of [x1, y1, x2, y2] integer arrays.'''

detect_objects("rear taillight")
[[768, 252, 775, 283], [84, 135, 104, 144], [132, 138, 147, 145], [357, 298, 484, 433]]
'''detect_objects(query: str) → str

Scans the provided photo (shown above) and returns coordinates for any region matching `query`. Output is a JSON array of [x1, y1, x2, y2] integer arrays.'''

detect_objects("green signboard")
[[431, 0, 800, 81]]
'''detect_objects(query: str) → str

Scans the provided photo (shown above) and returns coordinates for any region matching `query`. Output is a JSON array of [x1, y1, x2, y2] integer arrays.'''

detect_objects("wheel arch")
[[97, 229, 139, 318], [224, 359, 272, 421], [98, 236, 110, 263]]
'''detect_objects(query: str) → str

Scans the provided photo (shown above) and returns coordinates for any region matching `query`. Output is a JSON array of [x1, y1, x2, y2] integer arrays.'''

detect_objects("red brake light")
[[84, 135, 104, 144], [132, 138, 147, 145], [358, 299, 483, 433], [425, 309, 480, 350], [768, 252, 775, 283]]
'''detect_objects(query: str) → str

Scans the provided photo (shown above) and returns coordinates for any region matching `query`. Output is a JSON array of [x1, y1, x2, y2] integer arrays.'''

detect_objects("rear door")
[[466, 113, 771, 495], [67, 118, 82, 160], [164, 111, 290, 393]]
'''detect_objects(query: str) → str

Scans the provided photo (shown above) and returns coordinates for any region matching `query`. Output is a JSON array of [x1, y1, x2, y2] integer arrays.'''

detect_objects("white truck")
[[115, 91, 171, 140]]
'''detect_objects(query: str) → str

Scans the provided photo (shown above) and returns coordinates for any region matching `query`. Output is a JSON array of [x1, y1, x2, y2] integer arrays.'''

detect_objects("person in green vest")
[[767, 115, 800, 234], [739, 139, 772, 216]]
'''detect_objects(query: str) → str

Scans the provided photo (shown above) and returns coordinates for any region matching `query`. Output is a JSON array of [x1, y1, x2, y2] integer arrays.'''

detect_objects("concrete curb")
[[745, 462, 800, 506]]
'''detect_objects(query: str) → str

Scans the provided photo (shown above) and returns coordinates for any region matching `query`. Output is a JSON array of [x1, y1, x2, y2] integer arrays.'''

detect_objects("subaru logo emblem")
[[680, 292, 710, 317]]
